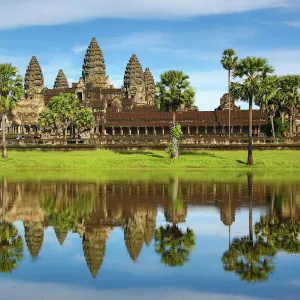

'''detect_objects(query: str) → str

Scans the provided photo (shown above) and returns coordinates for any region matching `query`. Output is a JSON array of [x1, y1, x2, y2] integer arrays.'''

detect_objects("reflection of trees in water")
[[0, 222, 23, 272], [155, 176, 195, 267], [223, 175, 300, 283], [155, 225, 195, 267]]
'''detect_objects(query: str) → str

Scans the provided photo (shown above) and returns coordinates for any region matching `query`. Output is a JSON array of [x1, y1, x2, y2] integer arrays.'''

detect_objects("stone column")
[[145, 127, 148, 135], [137, 127, 140, 136], [112, 127, 115, 135], [153, 126, 156, 136], [187, 126, 190, 135], [240, 126, 243, 134], [205, 126, 207, 134], [129, 127, 132, 135], [120, 127, 123, 135], [162, 127, 165, 135], [196, 126, 199, 135]]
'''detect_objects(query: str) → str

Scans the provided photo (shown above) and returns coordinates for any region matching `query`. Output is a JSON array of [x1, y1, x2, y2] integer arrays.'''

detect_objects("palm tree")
[[155, 225, 195, 267], [221, 49, 239, 138], [0, 222, 24, 273], [156, 70, 195, 159], [230, 57, 274, 165], [256, 76, 281, 138], [278, 75, 300, 137], [0, 64, 23, 158]]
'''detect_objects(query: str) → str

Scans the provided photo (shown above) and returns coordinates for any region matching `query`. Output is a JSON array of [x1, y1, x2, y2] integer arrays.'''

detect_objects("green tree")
[[278, 75, 300, 137], [256, 76, 281, 138], [221, 49, 239, 138], [0, 222, 23, 273], [155, 225, 195, 267], [75, 109, 95, 138], [156, 70, 195, 159], [38, 93, 95, 140], [230, 57, 274, 165], [0, 64, 23, 158]]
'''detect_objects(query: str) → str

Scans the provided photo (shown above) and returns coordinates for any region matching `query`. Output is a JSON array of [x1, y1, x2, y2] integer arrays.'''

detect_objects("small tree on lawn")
[[0, 64, 23, 158], [156, 70, 195, 159]]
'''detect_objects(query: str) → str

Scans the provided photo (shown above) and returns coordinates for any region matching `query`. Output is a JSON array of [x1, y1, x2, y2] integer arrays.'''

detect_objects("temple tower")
[[144, 68, 155, 106], [83, 227, 110, 278], [82, 37, 109, 88], [24, 56, 44, 99], [124, 54, 146, 106], [53, 69, 69, 89], [24, 222, 44, 259]]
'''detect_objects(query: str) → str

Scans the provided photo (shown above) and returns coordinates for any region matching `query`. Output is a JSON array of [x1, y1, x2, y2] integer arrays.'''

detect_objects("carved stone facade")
[[217, 93, 240, 111]]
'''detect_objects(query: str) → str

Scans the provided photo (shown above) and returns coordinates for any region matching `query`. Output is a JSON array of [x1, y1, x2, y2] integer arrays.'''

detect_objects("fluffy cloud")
[[0, 0, 294, 29]]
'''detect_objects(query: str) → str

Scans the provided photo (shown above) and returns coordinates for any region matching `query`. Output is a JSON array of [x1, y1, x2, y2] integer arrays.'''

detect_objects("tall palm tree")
[[230, 57, 274, 165], [0, 64, 23, 158], [156, 70, 195, 159], [278, 75, 300, 137], [256, 76, 281, 138], [221, 49, 238, 138]]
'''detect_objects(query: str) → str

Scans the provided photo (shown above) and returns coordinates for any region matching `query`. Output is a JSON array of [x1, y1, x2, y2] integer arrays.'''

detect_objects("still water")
[[0, 171, 299, 300]]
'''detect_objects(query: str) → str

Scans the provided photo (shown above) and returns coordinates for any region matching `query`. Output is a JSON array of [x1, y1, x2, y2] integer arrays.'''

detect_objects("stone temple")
[[5, 37, 271, 137]]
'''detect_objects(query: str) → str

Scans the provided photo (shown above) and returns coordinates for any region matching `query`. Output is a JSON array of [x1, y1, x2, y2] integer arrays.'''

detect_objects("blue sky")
[[0, 0, 300, 110]]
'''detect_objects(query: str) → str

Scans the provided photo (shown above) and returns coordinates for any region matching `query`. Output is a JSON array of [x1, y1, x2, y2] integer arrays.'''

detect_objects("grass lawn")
[[0, 150, 299, 171]]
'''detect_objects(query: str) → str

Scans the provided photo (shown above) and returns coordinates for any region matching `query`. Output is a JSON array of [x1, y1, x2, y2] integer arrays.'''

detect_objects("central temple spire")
[[82, 37, 108, 88]]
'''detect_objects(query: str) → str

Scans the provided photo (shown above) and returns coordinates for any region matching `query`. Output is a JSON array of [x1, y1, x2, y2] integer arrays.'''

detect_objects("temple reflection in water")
[[0, 176, 300, 279]]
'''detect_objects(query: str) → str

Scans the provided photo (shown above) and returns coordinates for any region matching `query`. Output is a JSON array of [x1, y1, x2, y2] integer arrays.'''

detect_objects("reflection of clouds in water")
[[72, 254, 85, 262], [289, 279, 300, 286], [0, 279, 273, 300]]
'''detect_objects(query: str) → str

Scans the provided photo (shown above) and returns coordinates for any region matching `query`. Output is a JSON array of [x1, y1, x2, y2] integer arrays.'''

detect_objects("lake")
[[0, 171, 299, 300]]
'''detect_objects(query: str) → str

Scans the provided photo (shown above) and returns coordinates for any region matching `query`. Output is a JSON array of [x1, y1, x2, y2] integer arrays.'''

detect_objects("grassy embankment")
[[0, 150, 299, 171]]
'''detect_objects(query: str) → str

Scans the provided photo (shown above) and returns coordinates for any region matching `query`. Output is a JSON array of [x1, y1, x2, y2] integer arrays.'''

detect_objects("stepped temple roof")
[[124, 54, 144, 91], [53, 69, 69, 89], [24, 56, 44, 96], [82, 37, 107, 87], [24, 222, 44, 259], [144, 68, 155, 94]]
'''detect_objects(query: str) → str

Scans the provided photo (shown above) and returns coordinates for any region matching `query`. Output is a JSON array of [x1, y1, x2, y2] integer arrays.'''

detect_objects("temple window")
[[77, 92, 83, 102]]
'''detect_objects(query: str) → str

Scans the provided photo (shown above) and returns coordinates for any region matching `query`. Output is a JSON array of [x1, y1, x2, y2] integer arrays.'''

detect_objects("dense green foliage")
[[0, 223, 23, 273], [38, 93, 95, 138], [0, 64, 23, 158]]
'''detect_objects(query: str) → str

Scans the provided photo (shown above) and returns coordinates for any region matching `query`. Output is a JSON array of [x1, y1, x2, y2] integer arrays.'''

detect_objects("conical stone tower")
[[124, 54, 146, 105], [83, 227, 109, 278], [24, 222, 44, 259], [124, 211, 146, 262], [144, 208, 157, 246], [82, 37, 108, 88], [53, 69, 69, 89], [144, 68, 155, 106], [54, 227, 68, 246], [24, 56, 44, 99]]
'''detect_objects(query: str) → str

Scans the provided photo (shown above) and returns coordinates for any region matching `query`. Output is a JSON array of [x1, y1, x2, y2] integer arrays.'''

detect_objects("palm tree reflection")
[[155, 176, 195, 267]]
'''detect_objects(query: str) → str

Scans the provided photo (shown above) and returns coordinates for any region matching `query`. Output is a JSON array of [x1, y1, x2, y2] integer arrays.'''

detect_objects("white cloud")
[[284, 21, 300, 27], [72, 45, 88, 54], [0, 0, 294, 29], [0, 279, 274, 300]]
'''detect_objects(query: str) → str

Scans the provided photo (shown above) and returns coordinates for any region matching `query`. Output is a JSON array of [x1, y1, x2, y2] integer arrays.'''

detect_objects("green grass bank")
[[0, 150, 299, 171]]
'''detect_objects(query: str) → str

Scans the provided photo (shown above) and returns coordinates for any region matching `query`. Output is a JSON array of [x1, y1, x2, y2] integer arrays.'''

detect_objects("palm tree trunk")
[[1, 178, 7, 223], [172, 175, 179, 226], [248, 96, 253, 165], [290, 115, 293, 137], [248, 172, 254, 244], [270, 116, 275, 138], [290, 186, 293, 224], [228, 70, 231, 138], [1, 114, 8, 158], [171, 111, 178, 159]]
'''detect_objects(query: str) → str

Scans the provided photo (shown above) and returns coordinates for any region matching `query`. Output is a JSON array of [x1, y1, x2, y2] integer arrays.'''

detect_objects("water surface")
[[0, 172, 299, 300]]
